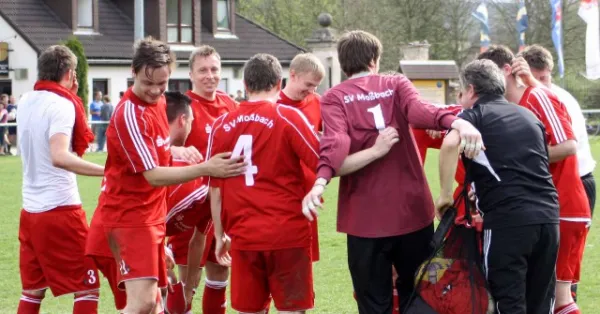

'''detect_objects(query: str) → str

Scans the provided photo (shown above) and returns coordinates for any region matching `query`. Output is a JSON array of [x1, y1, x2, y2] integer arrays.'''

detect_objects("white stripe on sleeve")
[[276, 105, 320, 158], [124, 101, 156, 170], [531, 90, 567, 143]]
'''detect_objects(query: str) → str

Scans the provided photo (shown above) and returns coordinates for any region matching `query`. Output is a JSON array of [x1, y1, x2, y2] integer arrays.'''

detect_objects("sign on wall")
[[0, 42, 8, 77], [412, 80, 446, 104]]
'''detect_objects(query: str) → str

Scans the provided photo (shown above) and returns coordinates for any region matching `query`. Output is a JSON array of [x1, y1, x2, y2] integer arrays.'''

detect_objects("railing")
[[1, 110, 600, 134]]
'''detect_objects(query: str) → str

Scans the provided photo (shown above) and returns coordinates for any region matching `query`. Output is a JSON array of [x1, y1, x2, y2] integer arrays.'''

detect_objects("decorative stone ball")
[[318, 13, 332, 27]]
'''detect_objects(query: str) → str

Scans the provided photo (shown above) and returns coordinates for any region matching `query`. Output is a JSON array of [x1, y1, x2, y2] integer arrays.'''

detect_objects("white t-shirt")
[[17, 90, 81, 213], [552, 84, 596, 176]]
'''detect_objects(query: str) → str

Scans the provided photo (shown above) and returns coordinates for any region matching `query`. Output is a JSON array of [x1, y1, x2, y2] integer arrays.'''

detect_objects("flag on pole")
[[550, 0, 565, 78], [472, 1, 490, 53], [516, 0, 529, 52], [578, 0, 600, 79]]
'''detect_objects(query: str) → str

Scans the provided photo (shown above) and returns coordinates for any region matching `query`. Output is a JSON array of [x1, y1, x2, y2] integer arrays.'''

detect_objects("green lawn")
[[0, 141, 599, 313]]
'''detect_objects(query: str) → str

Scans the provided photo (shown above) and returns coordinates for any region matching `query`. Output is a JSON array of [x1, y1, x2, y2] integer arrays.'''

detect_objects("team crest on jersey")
[[205, 123, 212, 134], [177, 214, 184, 221]]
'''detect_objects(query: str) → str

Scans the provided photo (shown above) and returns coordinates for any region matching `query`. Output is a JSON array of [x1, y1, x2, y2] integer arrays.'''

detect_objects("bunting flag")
[[472, 1, 490, 53], [516, 0, 529, 52], [550, 0, 565, 78], [578, 0, 600, 79]]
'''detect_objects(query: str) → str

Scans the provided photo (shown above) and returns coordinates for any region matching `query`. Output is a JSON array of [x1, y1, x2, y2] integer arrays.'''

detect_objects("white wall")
[[0, 15, 38, 99], [88, 63, 291, 102]]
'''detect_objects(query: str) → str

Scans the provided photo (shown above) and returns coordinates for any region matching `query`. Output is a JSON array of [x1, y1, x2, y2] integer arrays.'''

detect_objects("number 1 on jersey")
[[232, 134, 258, 186], [367, 104, 385, 130]]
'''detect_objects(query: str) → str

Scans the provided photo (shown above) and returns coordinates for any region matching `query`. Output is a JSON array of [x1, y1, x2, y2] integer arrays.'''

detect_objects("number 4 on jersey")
[[232, 135, 259, 186]]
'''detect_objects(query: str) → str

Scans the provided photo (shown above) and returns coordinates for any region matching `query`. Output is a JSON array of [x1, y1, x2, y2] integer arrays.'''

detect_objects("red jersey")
[[278, 91, 323, 132], [165, 160, 208, 236], [185, 90, 238, 156], [98, 88, 172, 227], [518, 87, 591, 219], [208, 100, 320, 251], [277, 91, 321, 193]]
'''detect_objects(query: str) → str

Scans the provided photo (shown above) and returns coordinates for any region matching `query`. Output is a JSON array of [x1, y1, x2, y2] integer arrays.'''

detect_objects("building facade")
[[0, 0, 304, 104]]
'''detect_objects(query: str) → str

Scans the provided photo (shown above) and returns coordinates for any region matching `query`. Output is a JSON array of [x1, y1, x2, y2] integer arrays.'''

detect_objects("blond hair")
[[189, 45, 221, 71], [290, 53, 325, 79]]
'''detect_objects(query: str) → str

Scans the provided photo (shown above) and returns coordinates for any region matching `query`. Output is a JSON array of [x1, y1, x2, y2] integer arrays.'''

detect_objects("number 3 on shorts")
[[232, 134, 258, 186], [87, 269, 97, 285]]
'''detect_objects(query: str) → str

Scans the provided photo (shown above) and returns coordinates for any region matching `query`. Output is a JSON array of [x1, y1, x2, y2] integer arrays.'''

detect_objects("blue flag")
[[550, 0, 565, 77], [472, 1, 490, 52], [517, 0, 528, 51]]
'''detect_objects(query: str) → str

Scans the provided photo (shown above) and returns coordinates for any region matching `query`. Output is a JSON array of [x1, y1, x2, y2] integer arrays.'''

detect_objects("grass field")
[[1, 143, 599, 313]]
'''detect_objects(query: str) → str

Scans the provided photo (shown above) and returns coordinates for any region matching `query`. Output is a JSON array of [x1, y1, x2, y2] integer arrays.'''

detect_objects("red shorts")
[[85, 217, 112, 258], [310, 218, 319, 262], [19, 206, 100, 296], [230, 247, 314, 312], [92, 256, 127, 310], [201, 224, 221, 266], [556, 220, 589, 283], [105, 224, 168, 290], [167, 228, 195, 266]]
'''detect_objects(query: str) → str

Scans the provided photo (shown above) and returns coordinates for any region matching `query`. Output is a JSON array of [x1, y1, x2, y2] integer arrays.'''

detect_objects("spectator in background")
[[89, 91, 102, 142], [96, 95, 114, 152], [0, 97, 8, 155], [234, 89, 245, 102], [6, 95, 17, 155]]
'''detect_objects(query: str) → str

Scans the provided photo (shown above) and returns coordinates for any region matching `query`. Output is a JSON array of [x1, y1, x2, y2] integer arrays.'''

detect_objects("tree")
[[63, 36, 89, 114]]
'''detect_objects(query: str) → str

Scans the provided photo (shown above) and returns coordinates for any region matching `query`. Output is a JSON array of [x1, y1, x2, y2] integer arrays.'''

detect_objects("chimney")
[[400, 40, 430, 61]]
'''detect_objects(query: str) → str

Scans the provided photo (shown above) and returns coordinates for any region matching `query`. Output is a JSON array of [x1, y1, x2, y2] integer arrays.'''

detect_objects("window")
[[169, 79, 191, 92], [77, 0, 94, 28], [92, 79, 108, 96], [216, 0, 230, 31], [167, 0, 193, 43]]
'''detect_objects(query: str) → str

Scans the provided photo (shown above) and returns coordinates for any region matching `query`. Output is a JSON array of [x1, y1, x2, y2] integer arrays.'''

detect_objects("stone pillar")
[[306, 13, 341, 94], [400, 40, 431, 61]]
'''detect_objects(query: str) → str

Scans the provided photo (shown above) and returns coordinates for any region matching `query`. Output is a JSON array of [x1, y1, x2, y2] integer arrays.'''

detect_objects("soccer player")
[[479, 45, 591, 314], [178, 45, 239, 314], [519, 45, 597, 301], [301, 30, 484, 314], [278, 52, 325, 263], [85, 90, 198, 312], [437, 58, 560, 314], [518, 45, 596, 215], [16, 45, 102, 314], [96, 37, 246, 314], [208, 53, 320, 314]]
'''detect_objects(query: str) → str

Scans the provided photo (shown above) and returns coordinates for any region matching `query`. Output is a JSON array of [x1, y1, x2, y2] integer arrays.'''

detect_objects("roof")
[[0, 0, 304, 64], [399, 60, 459, 80]]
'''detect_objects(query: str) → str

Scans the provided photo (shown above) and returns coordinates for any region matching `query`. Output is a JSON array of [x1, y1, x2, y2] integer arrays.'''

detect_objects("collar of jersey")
[[348, 71, 371, 79]]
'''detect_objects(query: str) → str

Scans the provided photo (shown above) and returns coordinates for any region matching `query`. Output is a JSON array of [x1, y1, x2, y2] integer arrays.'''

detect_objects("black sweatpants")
[[582, 173, 596, 217], [347, 223, 434, 314], [483, 224, 558, 314]]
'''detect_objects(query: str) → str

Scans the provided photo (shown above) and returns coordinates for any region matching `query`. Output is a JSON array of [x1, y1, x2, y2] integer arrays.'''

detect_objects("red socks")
[[555, 303, 581, 314], [17, 292, 44, 314], [72, 291, 99, 314], [203, 279, 227, 314]]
